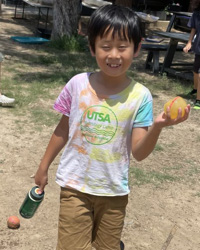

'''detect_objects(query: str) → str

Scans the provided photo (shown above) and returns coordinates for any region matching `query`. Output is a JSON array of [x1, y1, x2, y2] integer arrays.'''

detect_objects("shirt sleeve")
[[53, 83, 72, 116], [133, 92, 153, 128], [187, 13, 195, 28]]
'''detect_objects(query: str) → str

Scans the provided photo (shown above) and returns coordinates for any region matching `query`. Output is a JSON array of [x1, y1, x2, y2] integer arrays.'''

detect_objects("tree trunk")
[[51, 0, 80, 40]]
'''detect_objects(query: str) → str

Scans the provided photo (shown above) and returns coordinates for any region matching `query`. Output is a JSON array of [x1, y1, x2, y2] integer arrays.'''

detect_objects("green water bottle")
[[19, 186, 44, 219]]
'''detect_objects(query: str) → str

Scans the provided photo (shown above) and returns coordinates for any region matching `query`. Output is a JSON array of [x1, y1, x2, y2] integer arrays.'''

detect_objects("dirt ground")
[[0, 11, 200, 250]]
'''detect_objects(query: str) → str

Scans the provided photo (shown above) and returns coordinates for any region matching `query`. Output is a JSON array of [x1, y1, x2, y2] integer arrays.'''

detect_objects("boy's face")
[[91, 29, 140, 78]]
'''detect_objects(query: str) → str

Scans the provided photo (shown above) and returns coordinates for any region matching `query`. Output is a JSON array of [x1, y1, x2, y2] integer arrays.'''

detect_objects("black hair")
[[87, 5, 142, 53]]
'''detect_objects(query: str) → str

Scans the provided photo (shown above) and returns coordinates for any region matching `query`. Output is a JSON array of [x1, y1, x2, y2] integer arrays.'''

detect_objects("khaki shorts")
[[56, 187, 128, 250]]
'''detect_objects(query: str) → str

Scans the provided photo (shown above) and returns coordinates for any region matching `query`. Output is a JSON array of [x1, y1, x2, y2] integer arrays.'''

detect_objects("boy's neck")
[[90, 71, 131, 96]]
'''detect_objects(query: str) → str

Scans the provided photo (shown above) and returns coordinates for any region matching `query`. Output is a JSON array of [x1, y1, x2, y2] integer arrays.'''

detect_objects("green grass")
[[127, 70, 192, 97], [194, 192, 200, 197], [31, 107, 60, 127], [130, 167, 177, 186], [49, 34, 88, 52], [1, 41, 97, 127], [188, 167, 200, 176], [154, 143, 164, 152]]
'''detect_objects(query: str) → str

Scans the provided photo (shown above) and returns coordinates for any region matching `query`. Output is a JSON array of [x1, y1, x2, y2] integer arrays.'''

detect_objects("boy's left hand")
[[154, 104, 191, 129]]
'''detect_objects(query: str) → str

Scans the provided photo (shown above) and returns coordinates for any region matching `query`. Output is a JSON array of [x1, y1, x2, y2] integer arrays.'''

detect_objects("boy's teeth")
[[110, 64, 119, 67]]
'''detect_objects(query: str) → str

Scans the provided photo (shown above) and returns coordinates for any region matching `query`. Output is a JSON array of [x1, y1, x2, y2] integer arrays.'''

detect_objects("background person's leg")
[[0, 53, 15, 106], [194, 73, 200, 109]]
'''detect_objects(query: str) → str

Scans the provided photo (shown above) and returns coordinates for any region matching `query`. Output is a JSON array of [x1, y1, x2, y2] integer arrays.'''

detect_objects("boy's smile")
[[106, 60, 122, 69]]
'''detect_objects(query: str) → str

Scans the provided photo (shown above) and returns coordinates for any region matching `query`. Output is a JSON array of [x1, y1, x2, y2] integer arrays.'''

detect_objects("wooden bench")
[[141, 43, 184, 73], [142, 11, 192, 74]]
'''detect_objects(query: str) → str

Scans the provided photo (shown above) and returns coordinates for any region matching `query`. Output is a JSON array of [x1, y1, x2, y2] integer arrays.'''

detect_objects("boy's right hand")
[[34, 167, 48, 193], [155, 104, 190, 129]]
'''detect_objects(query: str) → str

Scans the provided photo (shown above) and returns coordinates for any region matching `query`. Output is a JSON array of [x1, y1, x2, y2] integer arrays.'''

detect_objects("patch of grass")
[[31, 108, 60, 127], [154, 143, 164, 152], [194, 192, 200, 197], [0, 159, 5, 164], [127, 70, 192, 97], [164, 165, 183, 171], [130, 167, 177, 186], [49, 34, 88, 52], [188, 167, 200, 176], [36, 55, 57, 65], [196, 135, 200, 142], [2, 46, 98, 129]]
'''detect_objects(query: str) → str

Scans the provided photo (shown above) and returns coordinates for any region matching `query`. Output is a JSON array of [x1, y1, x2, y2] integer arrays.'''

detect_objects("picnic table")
[[14, 0, 53, 33], [142, 11, 193, 78], [166, 11, 192, 32], [81, 0, 112, 16], [153, 31, 192, 76]]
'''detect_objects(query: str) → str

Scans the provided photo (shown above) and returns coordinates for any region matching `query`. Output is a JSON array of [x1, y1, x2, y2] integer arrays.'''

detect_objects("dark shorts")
[[194, 54, 200, 73]]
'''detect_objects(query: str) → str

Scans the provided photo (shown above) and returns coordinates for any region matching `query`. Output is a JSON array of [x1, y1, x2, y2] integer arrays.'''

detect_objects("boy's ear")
[[89, 46, 95, 57], [133, 42, 142, 58]]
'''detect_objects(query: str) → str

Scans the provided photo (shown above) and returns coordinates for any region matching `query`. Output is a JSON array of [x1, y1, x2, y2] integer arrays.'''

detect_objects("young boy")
[[35, 5, 190, 250]]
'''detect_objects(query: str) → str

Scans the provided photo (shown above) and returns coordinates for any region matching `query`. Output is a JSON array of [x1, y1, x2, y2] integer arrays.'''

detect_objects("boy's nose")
[[108, 48, 120, 59]]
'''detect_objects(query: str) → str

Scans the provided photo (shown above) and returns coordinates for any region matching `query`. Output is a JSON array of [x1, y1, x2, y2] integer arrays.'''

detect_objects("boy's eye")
[[119, 45, 128, 49], [102, 46, 110, 50]]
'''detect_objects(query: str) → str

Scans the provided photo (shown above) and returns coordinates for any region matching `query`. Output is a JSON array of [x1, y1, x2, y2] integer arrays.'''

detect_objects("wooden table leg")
[[166, 14, 176, 32], [152, 51, 160, 73], [160, 39, 178, 73]]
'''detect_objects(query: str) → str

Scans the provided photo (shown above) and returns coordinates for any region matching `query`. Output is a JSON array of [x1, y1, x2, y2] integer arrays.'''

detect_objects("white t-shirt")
[[54, 72, 153, 196]]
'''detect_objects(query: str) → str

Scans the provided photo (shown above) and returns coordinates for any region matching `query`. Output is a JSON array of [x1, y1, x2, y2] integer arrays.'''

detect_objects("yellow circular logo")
[[80, 105, 118, 145]]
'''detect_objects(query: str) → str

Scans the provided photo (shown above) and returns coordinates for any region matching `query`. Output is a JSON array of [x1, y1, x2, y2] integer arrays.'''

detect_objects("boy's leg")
[[56, 188, 94, 250], [92, 195, 128, 250]]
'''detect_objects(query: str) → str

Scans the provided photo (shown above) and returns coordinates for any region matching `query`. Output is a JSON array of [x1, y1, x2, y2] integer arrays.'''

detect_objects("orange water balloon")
[[164, 96, 187, 119]]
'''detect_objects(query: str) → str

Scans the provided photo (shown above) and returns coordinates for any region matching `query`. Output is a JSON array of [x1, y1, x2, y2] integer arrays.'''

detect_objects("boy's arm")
[[183, 28, 196, 53], [34, 115, 69, 192], [131, 124, 162, 161], [132, 106, 190, 161]]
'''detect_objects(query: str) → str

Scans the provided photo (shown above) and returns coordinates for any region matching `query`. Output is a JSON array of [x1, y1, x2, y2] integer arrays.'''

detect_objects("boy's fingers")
[[38, 184, 45, 194], [38, 188, 44, 194], [177, 108, 182, 118]]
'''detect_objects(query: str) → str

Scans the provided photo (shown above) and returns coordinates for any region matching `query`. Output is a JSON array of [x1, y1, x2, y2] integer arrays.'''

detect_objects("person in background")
[[78, 0, 84, 35], [0, 92, 15, 106], [0, 53, 15, 106], [183, 2, 200, 109]]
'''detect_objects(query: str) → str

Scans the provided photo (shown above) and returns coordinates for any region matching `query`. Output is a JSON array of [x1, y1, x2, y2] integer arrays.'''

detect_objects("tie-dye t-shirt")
[[54, 72, 153, 196]]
